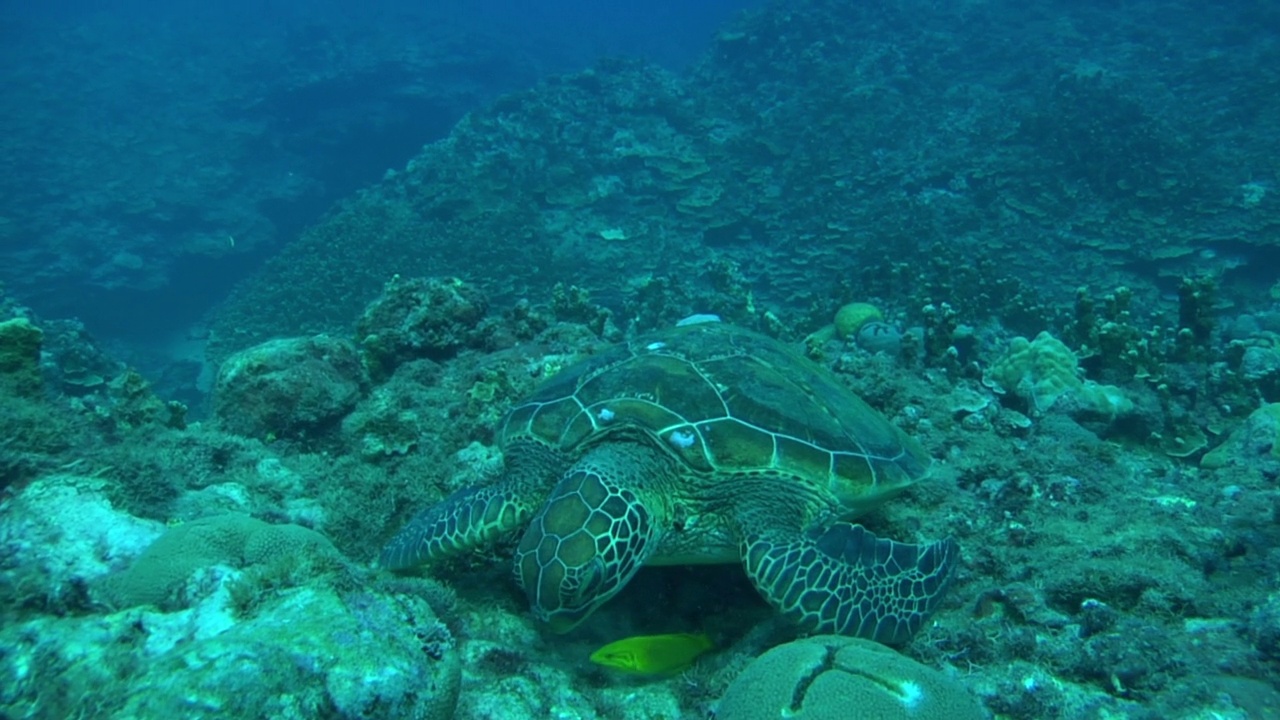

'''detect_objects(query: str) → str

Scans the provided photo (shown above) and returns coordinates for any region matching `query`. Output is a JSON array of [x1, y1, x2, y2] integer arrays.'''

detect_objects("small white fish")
[[676, 314, 721, 327]]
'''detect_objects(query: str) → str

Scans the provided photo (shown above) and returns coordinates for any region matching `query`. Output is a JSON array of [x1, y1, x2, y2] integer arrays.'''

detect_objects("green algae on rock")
[[0, 316, 43, 397]]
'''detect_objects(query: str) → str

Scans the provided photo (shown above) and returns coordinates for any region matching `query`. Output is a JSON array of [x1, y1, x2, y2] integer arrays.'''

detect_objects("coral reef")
[[114, 581, 460, 720], [982, 331, 1133, 421], [92, 513, 340, 611], [356, 276, 491, 380], [1, 474, 164, 616], [2, 571, 461, 720], [1, 471, 459, 720], [9, 273, 1280, 718], [212, 335, 367, 441]]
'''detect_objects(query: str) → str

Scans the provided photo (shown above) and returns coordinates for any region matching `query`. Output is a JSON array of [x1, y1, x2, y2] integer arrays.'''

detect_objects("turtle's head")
[[514, 462, 656, 633]]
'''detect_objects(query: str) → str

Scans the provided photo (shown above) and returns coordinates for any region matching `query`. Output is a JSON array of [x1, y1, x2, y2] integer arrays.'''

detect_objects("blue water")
[[0, 0, 759, 370]]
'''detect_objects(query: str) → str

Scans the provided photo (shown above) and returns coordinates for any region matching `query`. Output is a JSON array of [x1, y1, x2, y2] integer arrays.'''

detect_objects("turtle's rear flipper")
[[380, 484, 531, 570], [741, 523, 957, 645]]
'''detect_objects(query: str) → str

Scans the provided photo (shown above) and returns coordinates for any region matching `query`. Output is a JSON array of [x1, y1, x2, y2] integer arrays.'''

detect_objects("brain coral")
[[983, 331, 1132, 418], [94, 514, 339, 610], [716, 635, 986, 720], [834, 302, 884, 339], [982, 331, 1080, 411]]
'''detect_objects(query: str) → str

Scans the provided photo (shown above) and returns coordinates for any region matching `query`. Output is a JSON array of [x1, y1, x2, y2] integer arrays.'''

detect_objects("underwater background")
[[3, 0, 1280, 717]]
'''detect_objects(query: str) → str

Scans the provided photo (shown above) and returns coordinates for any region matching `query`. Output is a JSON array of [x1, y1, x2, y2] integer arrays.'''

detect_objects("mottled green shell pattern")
[[501, 323, 930, 509]]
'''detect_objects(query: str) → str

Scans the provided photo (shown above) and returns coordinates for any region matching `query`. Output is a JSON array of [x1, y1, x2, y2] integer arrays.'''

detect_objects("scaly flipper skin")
[[379, 483, 533, 570], [741, 523, 957, 645]]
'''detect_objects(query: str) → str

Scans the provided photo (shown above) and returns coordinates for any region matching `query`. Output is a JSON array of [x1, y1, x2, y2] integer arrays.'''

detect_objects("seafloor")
[[4, 1, 1280, 719], [5, 279, 1280, 719]]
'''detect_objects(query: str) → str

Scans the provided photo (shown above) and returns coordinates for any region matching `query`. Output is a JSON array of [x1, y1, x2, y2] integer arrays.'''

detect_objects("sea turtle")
[[381, 322, 957, 644]]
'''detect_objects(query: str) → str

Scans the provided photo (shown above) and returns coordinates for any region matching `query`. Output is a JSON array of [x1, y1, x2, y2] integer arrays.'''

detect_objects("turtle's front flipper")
[[741, 523, 957, 644], [380, 484, 533, 570]]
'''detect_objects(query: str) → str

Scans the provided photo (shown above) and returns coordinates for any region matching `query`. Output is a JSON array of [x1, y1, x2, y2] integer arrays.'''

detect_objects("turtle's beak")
[[537, 606, 592, 634]]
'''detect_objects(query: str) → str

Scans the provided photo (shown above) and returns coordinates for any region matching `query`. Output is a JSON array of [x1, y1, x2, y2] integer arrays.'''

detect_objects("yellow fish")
[[588, 632, 714, 676]]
